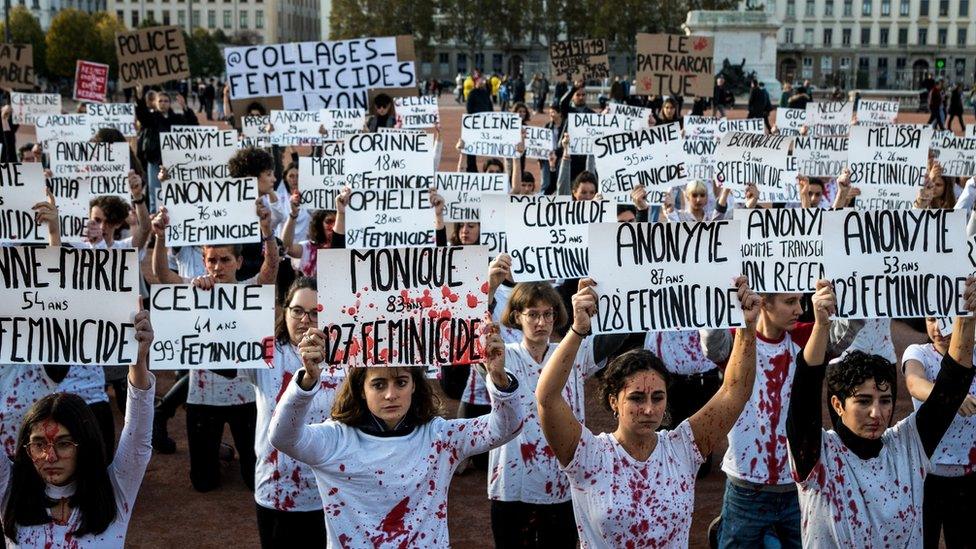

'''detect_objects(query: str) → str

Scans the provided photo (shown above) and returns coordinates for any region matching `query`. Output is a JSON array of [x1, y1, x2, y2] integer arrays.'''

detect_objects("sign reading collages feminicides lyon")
[[588, 221, 744, 333], [298, 143, 344, 210], [0, 246, 140, 365], [569, 113, 647, 156], [848, 125, 932, 210], [714, 132, 794, 194], [317, 246, 488, 367], [735, 208, 824, 293], [506, 196, 611, 282], [931, 132, 976, 177], [549, 39, 611, 80], [160, 129, 237, 181], [635, 33, 714, 98], [10, 93, 61, 125], [0, 163, 47, 244], [394, 95, 439, 129], [434, 172, 508, 222], [161, 177, 261, 246], [344, 188, 436, 249], [793, 136, 849, 178], [822, 209, 973, 319], [593, 123, 687, 201], [461, 112, 522, 159], [344, 131, 435, 188], [150, 284, 275, 369]]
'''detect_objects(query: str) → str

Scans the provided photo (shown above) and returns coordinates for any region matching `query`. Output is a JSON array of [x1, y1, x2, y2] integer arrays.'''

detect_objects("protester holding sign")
[[281, 187, 348, 277], [787, 280, 976, 547], [268, 324, 523, 547], [0, 310, 155, 547], [1, 105, 21, 163], [535, 277, 759, 547], [135, 83, 199, 211]]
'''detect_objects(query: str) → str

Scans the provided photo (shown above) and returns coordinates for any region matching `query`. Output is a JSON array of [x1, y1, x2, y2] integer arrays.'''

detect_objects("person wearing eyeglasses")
[[1, 310, 155, 547]]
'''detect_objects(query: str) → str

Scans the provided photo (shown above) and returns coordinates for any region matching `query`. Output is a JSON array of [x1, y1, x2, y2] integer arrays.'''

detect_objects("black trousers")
[[88, 401, 116, 459], [186, 402, 257, 492], [664, 369, 721, 429], [490, 499, 578, 548], [923, 472, 976, 548], [255, 503, 327, 548]]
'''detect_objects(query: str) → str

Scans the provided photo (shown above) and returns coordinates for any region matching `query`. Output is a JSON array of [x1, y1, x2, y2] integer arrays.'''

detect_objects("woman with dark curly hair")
[[535, 276, 760, 547]]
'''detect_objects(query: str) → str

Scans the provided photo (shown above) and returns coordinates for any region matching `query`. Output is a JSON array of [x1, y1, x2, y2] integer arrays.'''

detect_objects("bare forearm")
[[256, 236, 279, 285], [537, 332, 582, 408], [804, 321, 830, 367], [152, 235, 183, 283], [949, 317, 975, 368]]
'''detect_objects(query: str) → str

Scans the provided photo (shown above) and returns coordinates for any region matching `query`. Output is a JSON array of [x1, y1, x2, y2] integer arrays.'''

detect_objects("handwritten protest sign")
[[822, 209, 973, 319], [87, 103, 136, 137], [344, 188, 435, 248], [73, 60, 110, 103], [321, 108, 366, 141], [0, 163, 47, 243], [776, 108, 806, 135], [684, 115, 721, 138], [931, 132, 976, 177], [35, 114, 92, 143], [848, 125, 932, 209], [11, 93, 61, 125], [150, 284, 275, 369], [717, 118, 764, 135], [856, 100, 899, 125], [162, 177, 261, 246], [479, 193, 515, 258], [115, 26, 189, 87], [608, 103, 654, 123], [317, 246, 487, 367], [635, 34, 714, 97], [50, 142, 130, 197], [160, 129, 237, 181], [725, 155, 801, 204], [394, 95, 439, 129], [506, 196, 610, 281], [715, 132, 793, 193], [683, 137, 718, 180], [298, 144, 344, 210], [968, 126, 975, 138], [549, 39, 610, 80], [735, 208, 823, 293], [224, 36, 417, 110], [568, 112, 647, 155], [435, 172, 507, 222], [794, 136, 849, 177], [47, 173, 129, 243], [461, 112, 521, 159], [523, 126, 556, 160], [806, 101, 853, 136], [0, 44, 35, 90], [593, 123, 686, 200], [241, 115, 271, 147], [0, 246, 139, 364], [588, 221, 743, 332], [344, 131, 435, 187], [269, 110, 323, 145]]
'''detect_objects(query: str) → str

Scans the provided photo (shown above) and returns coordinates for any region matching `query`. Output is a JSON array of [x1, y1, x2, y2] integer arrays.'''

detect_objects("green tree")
[[0, 6, 46, 77], [45, 10, 100, 78], [484, 0, 532, 59], [329, 0, 437, 54], [91, 12, 127, 81], [186, 28, 223, 77], [438, 0, 491, 69]]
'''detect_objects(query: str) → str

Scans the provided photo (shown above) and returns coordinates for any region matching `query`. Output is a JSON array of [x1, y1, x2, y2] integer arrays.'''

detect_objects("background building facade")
[[3, 0, 106, 29]]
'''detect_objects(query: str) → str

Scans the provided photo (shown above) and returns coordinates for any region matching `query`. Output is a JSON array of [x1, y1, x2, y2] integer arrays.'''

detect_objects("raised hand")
[[571, 278, 598, 336], [297, 328, 326, 389], [811, 279, 837, 324]]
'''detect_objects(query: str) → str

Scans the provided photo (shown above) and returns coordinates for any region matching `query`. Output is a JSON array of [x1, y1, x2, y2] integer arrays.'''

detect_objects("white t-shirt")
[[790, 415, 930, 548], [488, 339, 599, 504], [1, 376, 156, 548], [902, 343, 976, 476], [562, 421, 704, 548], [58, 365, 108, 405], [167, 245, 206, 280], [269, 371, 523, 548], [245, 342, 342, 511], [723, 327, 809, 485], [186, 369, 256, 406], [644, 330, 718, 375], [839, 319, 896, 364], [0, 366, 57, 458], [460, 367, 490, 406]]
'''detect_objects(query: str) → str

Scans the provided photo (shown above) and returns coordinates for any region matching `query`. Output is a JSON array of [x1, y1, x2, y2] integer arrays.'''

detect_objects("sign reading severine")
[[0, 246, 139, 364], [736, 208, 824, 293], [317, 246, 488, 367], [822, 209, 973, 319], [588, 221, 744, 332], [150, 284, 275, 369]]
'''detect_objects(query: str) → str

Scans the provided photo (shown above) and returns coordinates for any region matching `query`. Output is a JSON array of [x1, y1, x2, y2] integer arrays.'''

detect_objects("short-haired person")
[[535, 277, 760, 546], [268, 324, 524, 547], [1, 311, 155, 547], [787, 279, 976, 546], [367, 93, 396, 132]]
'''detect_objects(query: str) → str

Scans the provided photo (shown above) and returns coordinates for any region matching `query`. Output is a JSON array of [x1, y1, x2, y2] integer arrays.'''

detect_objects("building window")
[[880, 27, 889, 45], [239, 10, 247, 28], [802, 56, 814, 78], [959, 28, 968, 45], [178, 10, 185, 25], [861, 27, 871, 44], [878, 57, 889, 87], [207, 8, 214, 26], [920, 0, 929, 15], [130, 10, 138, 26], [825, 0, 835, 14], [116, 9, 123, 19], [806, 0, 816, 15], [785, 28, 795, 43], [961, 0, 970, 15], [938, 0, 948, 14], [824, 28, 833, 45], [438, 53, 449, 64], [861, 0, 872, 14], [222, 9, 230, 27], [918, 28, 928, 44], [787, 0, 796, 16], [842, 28, 852, 45], [881, 0, 890, 14], [899, 0, 909, 14], [804, 28, 815, 44], [898, 27, 908, 44], [162, 9, 170, 23], [844, 0, 853, 14], [474, 53, 485, 70], [255, 10, 263, 28], [457, 53, 468, 73], [938, 27, 947, 44], [191, 9, 199, 26]]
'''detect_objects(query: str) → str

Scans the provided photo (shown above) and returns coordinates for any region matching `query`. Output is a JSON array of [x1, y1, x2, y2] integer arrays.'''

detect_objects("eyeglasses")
[[520, 310, 555, 323], [287, 306, 318, 321], [25, 440, 78, 460]]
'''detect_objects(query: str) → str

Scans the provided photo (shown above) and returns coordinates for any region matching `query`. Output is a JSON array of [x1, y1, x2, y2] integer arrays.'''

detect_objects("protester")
[[366, 94, 397, 132], [134, 84, 199, 211], [281, 188, 349, 277]]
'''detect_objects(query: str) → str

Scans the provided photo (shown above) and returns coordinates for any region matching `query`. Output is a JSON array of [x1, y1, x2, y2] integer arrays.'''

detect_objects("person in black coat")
[[135, 84, 199, 211], [747, 80, 771, 130], [560, 82, 594, 182], [464, 78, 494, 172]]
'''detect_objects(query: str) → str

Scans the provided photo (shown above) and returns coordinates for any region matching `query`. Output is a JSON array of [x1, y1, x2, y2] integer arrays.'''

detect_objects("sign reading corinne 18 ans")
[[549, 39, 611, 80], [461, 112, 522, 159], [848, 125, 932, 210], [822, 209, 973, 319], [505, 196, 611, 282], [0, 246, 140, 365], [344, 188, 435, 249], [317, 246, 489, 367], [161, 178, 261, 246], [635, 34, 714, 98], [735, 208, 824, 293], [0, 163, 47, 244], [344, 131, 435, 188], [114, 26, 190, 87], [593, 123, 686, 200], [587, 221, 744, 333], [150, 284, 275, 369]]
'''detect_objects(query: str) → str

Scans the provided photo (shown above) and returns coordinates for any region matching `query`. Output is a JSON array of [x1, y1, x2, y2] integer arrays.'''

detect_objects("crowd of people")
[[0, 62, 975, 549]]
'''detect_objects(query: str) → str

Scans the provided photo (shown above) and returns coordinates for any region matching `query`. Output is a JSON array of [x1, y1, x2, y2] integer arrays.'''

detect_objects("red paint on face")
[[42, 420, 59, 443]]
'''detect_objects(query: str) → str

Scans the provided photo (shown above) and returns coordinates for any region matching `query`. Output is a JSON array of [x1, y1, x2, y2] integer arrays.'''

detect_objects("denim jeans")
[[147, 161, 161, 213], [718, 479, 802, 549]]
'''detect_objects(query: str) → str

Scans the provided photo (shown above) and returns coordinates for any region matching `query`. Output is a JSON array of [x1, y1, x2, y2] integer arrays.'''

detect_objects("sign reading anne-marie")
[[635, 34, 714, 98], [115, 26, 190, 87], [549, 39, 611, 80], [317, 246, 488, 367], [822, 209, 973, 319], [588, 221, 744, 333], [0, 246, 140, 365]]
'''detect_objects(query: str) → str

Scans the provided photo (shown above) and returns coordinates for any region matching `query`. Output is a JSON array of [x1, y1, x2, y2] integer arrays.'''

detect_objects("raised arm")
[[32, 190, 61, 247], [128, 171, 152, 250], [536, 278, 596, 466], [281, 192, 304, 259], [255, 199, 280, 285], [955, 177, 976, 211], [150, 208, 185, 284], [429, 187, 446, 232], [556, 132, 572, 196], [688, 277, 759, 456]]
